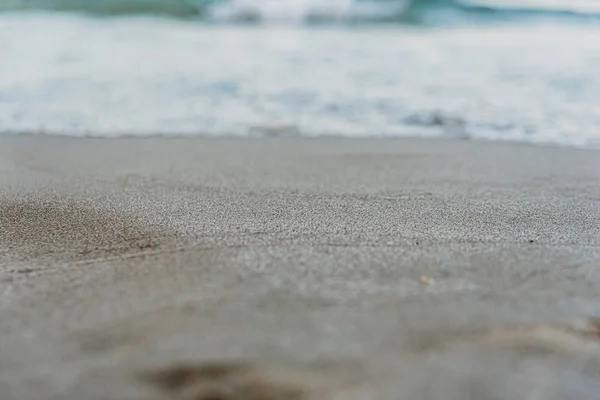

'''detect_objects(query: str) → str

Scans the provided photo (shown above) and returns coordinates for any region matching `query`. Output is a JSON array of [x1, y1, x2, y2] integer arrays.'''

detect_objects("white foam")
[[1, 13, 600, 148], [208, 0, 407, 23]]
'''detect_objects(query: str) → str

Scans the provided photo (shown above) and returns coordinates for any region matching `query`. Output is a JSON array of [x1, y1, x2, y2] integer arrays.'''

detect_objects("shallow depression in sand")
[[0, 192, 163, 264]]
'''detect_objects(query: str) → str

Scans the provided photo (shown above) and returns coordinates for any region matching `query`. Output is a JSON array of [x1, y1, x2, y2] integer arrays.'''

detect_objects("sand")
[[1, 136, 600, 400]]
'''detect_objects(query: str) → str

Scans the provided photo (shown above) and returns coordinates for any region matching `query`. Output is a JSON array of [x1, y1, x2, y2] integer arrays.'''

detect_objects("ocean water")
[[1, 0, 600, 148]]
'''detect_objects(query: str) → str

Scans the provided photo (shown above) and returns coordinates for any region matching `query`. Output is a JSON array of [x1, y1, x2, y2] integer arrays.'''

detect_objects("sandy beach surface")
[[1, 136, 600, 400]]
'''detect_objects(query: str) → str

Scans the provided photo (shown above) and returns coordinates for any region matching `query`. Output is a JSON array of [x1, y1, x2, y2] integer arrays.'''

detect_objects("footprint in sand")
[[139, 360, 366, 400]]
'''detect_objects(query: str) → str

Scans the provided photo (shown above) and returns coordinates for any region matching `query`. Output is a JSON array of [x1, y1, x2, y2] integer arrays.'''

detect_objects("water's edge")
[[1, 7, 599, 149]]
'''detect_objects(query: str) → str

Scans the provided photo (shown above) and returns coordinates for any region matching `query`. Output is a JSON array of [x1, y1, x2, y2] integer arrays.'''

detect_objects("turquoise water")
[[1, 0, 598, 22], [1, 1, 600, 147], [0, 0, 463, 21]]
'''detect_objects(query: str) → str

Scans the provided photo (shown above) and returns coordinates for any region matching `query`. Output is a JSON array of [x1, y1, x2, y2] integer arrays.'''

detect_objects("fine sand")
[[1, 136, 600, 400]]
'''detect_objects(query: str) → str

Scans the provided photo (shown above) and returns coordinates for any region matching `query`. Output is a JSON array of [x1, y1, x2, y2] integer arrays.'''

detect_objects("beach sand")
[[1, 136, 600, 399]]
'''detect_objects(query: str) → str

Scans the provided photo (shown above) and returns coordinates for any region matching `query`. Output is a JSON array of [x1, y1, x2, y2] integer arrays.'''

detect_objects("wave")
[[1, 0, 599, 23], [0, 0, 208, 17], [0, 0, 444, 21]]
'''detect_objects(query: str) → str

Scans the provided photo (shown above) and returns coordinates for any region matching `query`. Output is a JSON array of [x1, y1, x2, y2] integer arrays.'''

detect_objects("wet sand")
[[1, 136, 600, 399]]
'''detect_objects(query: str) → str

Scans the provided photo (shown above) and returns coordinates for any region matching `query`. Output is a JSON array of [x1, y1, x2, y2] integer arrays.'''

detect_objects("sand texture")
[[1, 136, 600, 399]]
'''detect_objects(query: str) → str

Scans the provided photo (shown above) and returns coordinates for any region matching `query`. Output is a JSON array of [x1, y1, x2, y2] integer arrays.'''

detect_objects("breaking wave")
[[1, 0, 599, 24]]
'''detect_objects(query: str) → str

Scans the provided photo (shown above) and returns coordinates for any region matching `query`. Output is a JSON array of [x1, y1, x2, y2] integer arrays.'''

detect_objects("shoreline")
[[1, 135, 600, 399], [2, 131, 599, 152]]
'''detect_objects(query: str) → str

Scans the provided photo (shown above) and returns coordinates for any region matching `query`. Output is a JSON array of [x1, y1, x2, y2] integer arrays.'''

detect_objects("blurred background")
[[1, 0, 599, 147]]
